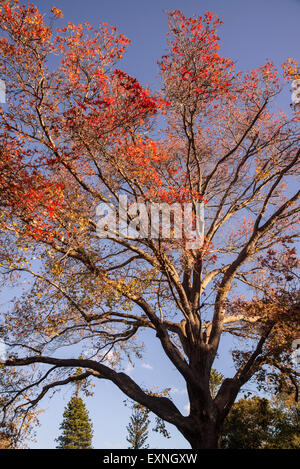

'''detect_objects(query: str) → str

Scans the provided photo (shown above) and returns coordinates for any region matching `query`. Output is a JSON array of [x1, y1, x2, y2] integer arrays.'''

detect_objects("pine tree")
[[126, 405, 150, 449], [56, 392, 93, 449]]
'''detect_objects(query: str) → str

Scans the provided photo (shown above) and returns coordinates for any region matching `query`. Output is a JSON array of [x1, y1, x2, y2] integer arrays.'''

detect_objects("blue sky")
[[8, 0, 299, 449]]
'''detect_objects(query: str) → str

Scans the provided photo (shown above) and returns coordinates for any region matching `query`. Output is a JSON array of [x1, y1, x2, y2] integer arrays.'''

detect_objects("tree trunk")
[[184, 365, 223, 449], [185, 422, 221, 449]]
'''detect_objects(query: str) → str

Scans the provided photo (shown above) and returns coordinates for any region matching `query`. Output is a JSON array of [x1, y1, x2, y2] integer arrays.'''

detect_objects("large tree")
[[0, 2, 299, 448]]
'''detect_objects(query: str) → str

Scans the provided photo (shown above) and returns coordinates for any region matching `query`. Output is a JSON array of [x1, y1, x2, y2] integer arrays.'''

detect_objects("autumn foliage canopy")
[[0, 1, 299, 448]]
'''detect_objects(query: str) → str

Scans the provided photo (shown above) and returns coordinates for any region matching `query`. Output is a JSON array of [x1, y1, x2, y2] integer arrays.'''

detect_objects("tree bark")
[[186, 422, 221, 449]]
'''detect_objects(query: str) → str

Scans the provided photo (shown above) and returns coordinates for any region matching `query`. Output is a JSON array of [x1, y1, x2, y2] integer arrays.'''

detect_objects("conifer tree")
[[56, 390, 93, 449], [126, 405, 150, 449]]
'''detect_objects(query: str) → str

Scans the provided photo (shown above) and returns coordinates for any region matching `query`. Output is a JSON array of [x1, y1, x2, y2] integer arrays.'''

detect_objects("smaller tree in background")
[[125, 390, 171, 448], [55, 388, 93, 449], [126, 404, 150, 449], [267, 404, 300, 449], [222, 397, 274, 449], [209, 369, 224, 399], [222, 396, 300, 449]]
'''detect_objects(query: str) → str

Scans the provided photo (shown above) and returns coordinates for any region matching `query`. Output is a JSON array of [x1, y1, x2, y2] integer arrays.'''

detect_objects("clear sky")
[[15, 0, 300, 449]]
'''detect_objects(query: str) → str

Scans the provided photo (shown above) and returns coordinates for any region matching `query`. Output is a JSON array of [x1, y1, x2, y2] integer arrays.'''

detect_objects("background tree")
[[126, 404, 150, 449], [209, 369, 224, 399], [0, 2, 299, 449], [222, 396, 300, 449], [56, 393, 93, 449]]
